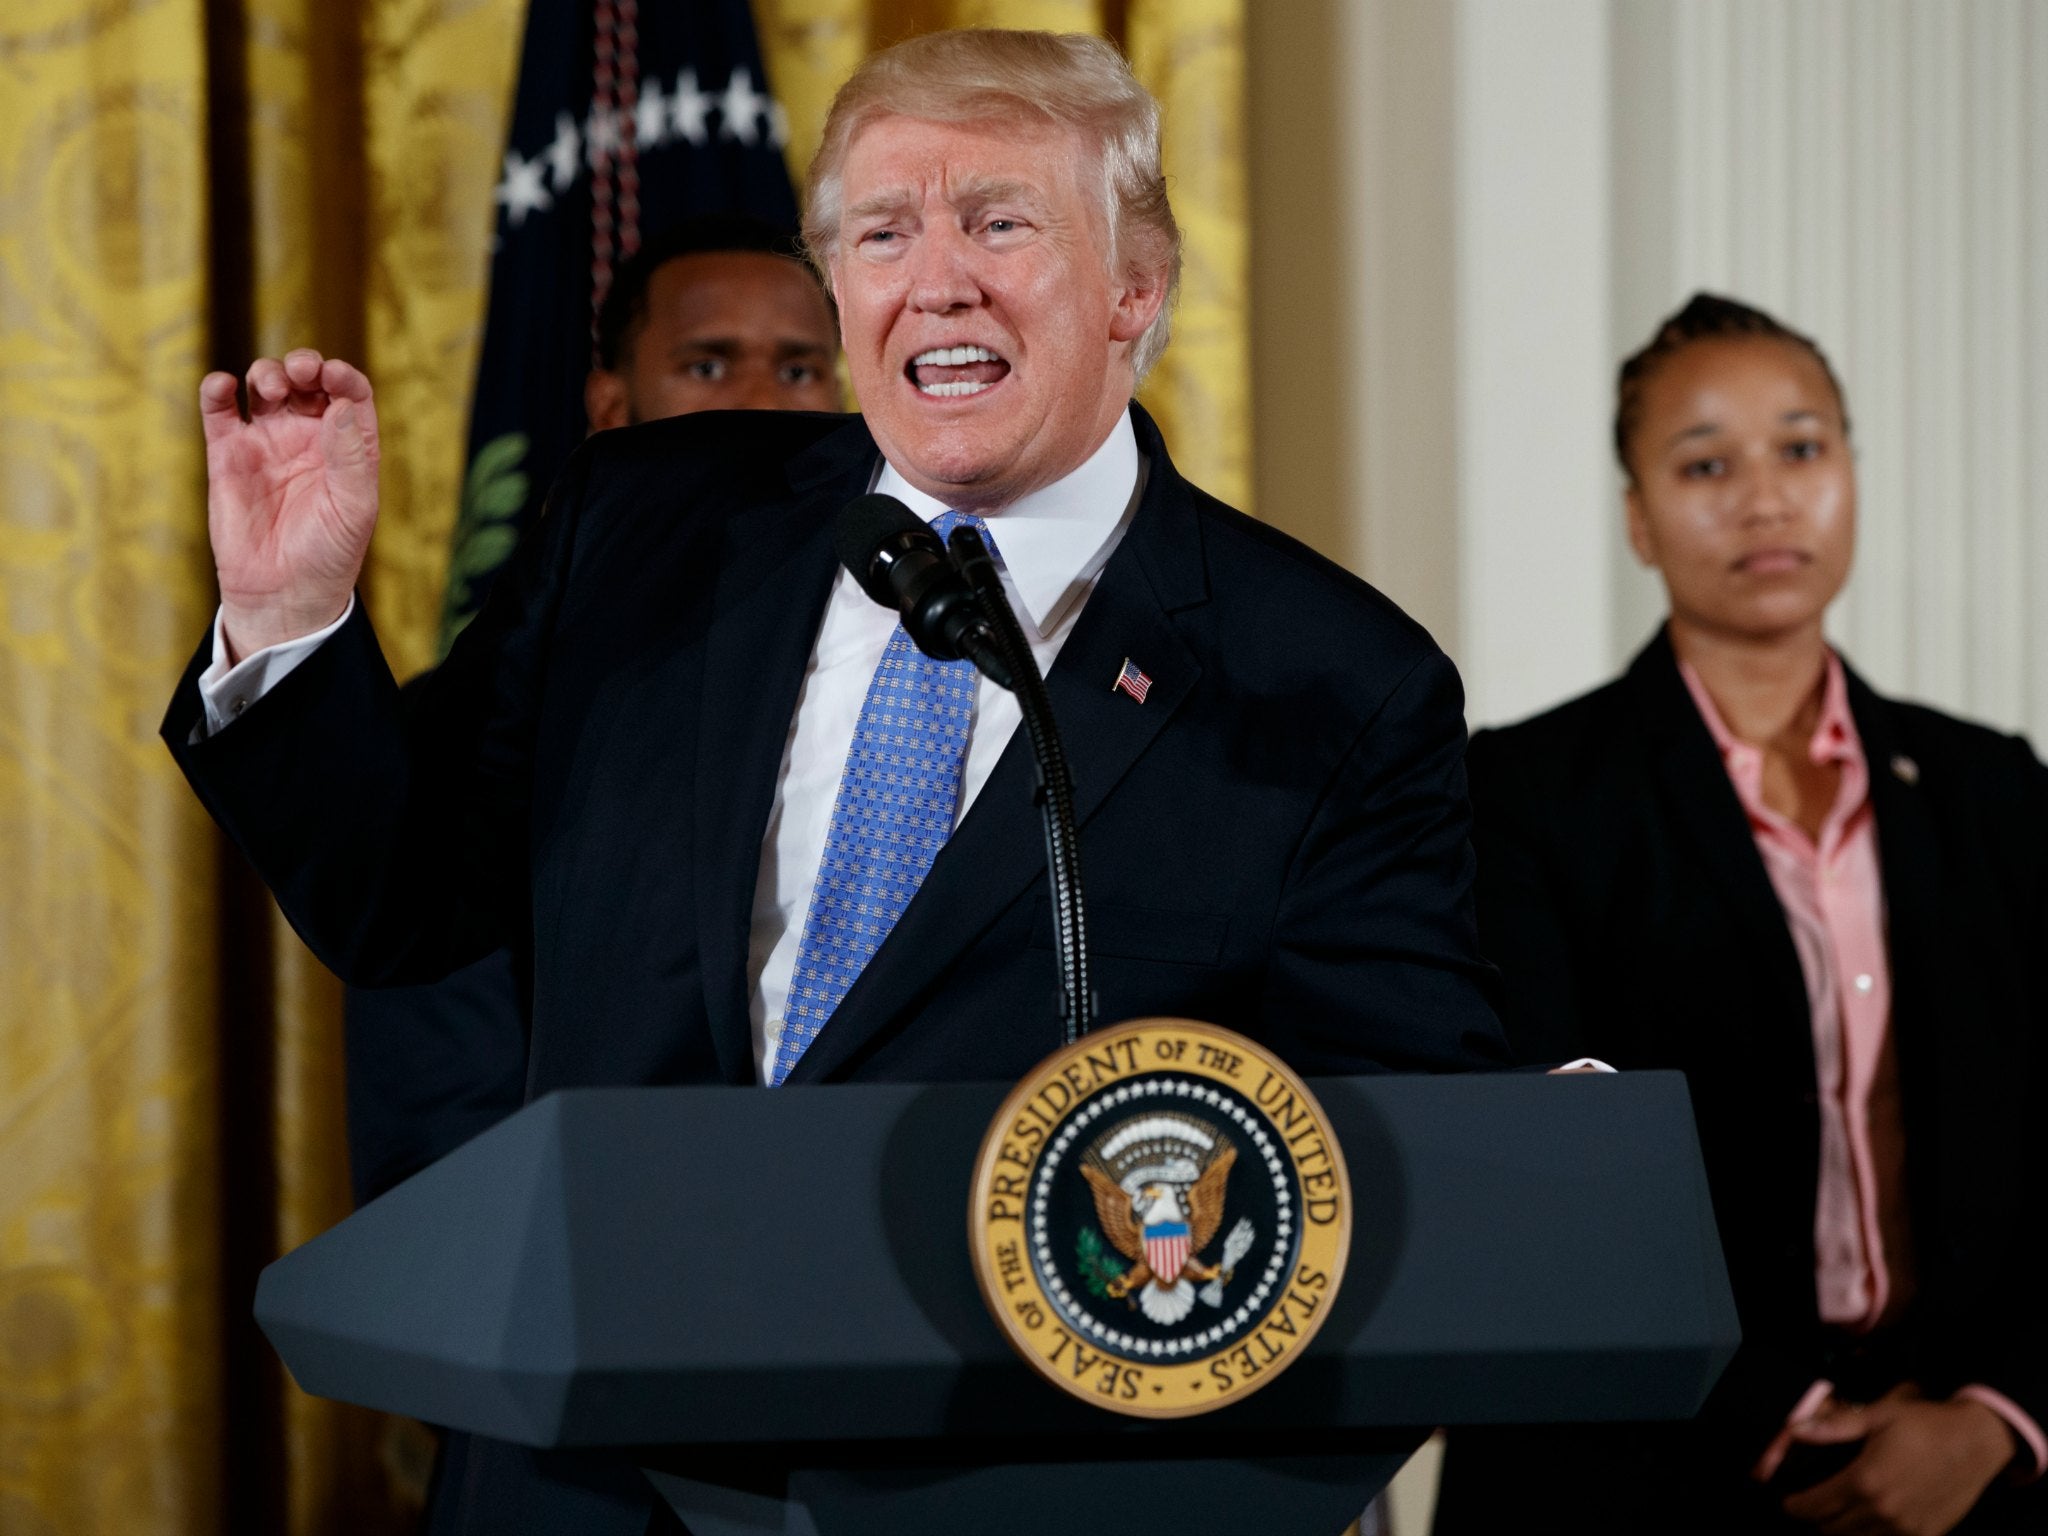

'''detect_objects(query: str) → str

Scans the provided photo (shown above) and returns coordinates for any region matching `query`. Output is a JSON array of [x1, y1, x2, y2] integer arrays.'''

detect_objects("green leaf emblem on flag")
[[438, 431, 530, 658]]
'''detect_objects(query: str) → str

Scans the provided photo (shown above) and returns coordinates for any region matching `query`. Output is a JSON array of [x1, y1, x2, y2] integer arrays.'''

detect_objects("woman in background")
[[1434, 295, 2045, 1535]]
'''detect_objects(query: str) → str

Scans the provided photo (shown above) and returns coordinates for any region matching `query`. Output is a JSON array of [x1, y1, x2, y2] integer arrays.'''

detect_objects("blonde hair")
[[803, 29, 1181, 383]]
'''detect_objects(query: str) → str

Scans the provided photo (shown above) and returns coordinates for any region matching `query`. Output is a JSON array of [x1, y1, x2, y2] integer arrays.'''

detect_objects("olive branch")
[[437, 431, 530, 659], [1076, 1226, 1127, 1299]]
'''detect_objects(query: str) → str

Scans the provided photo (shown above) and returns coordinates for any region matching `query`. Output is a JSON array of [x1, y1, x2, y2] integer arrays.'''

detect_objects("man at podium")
[[165, 29, 1507, 1534]]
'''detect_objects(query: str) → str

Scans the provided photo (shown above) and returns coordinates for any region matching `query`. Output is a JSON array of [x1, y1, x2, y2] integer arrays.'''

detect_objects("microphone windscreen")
[[834, 493, 935, 608]]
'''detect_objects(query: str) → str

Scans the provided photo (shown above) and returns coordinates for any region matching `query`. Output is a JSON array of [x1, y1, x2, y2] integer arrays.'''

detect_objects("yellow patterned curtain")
[[0, 5, 222, 1532], [0, 1, 517, 1530], [0, 2, 1242, 1531]]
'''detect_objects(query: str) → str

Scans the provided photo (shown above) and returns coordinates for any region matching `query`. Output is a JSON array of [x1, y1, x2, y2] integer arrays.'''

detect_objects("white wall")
[[1614, 0, 2048, 743], [1256, 0, 2048, 747]]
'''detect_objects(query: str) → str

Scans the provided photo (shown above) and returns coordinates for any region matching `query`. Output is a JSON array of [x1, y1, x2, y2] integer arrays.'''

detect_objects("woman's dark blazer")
[[1434, 630, 2047, 1535]]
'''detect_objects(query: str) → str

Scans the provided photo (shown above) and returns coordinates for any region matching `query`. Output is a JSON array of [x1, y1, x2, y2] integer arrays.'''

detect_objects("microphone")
[[834, 495, 1015, 691], [946, 523, 1095, 1040], [833, 493, 1096, 1041]]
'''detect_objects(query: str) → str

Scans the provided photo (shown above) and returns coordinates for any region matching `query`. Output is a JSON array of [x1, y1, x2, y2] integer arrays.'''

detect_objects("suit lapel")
[[1626, 632, 1815, 1086], [1845, 668, 1946, 1129], [690, 419, 879, 1083], [785, 407, 1210, 1084]]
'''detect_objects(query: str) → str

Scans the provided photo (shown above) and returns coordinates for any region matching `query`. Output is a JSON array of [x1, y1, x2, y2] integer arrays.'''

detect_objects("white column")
[[1290, 0, 1616, 727], [1348, 0, 1460, 652], [1450, 0, 1613, 726]]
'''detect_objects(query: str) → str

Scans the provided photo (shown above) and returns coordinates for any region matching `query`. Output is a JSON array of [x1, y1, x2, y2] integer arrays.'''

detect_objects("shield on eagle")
[[1144, 1218, 1191, 1286]]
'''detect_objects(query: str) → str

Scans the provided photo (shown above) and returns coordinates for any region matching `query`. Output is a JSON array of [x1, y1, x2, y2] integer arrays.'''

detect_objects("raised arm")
[[201, 348, 380, 660], [168, 353, 589, 987]]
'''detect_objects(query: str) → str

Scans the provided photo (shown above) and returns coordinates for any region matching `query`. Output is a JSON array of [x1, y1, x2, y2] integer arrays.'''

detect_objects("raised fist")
[[200, 348, 381, 661]]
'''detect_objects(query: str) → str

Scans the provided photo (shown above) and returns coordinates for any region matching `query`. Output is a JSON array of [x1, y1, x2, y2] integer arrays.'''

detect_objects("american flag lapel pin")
[[1113, 657, 1152, 703]]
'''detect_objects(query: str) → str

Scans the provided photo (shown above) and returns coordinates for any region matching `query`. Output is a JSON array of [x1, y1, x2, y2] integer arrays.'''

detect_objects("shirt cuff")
[[196, 596, 355, 737], [1552, 1057, 1618, 1074], [1752, 1378, 1837, 1482], [1955, 1385, 2047, 1483]]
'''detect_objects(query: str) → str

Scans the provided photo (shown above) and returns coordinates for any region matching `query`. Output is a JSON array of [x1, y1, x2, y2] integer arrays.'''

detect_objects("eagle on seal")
[[1081, 1111, 1246, 1326]]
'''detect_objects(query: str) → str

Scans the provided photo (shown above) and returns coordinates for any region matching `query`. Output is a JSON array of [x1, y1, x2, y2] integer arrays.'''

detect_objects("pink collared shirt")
[[1680, 655, 2044, 1481]]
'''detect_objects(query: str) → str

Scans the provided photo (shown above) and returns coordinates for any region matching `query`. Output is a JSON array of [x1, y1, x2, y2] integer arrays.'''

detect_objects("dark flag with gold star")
[[441, 0, 799, 654]]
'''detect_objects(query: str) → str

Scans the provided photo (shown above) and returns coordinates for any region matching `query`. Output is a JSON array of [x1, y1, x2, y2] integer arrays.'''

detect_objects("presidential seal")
[[969, 1018, 1350, 1418]]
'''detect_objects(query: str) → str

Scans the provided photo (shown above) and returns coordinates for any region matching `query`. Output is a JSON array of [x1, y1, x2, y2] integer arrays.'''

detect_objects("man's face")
[[828, 113, 1165, 511], [585, 250, 841, 430]]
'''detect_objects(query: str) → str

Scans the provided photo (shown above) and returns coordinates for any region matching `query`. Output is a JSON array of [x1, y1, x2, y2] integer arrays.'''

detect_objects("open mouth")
[[906, 344, 1011, 398]]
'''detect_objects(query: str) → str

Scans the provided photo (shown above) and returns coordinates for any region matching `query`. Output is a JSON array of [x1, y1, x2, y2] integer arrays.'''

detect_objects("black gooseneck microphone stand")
[[945, 524, 1096, 1043]]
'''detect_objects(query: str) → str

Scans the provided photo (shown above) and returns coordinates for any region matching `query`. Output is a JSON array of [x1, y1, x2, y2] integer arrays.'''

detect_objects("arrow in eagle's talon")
[[1220, 1217, 1255, 1269]]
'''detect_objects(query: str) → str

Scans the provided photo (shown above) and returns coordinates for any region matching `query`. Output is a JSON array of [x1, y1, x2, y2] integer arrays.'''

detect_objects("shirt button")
[[1854, 973, 1874, 994], [230, 696, 248, 717]]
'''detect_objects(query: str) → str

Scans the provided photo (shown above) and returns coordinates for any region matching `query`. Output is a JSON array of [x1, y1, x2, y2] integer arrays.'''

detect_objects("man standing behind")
[[345, 214, 843, 1207], [582, 213, 841, 430], [168, 31, 1504, 1534]]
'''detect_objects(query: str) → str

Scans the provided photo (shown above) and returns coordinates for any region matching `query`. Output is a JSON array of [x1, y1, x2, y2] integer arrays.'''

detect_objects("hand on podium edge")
[[201, 348, 380, 664], [1546, 1057, 1616, 1075]]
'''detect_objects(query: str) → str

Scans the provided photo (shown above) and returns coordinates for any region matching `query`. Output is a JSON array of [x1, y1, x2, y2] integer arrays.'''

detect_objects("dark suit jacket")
[[343, 947, 528, 1204], [166, 404, 1507, 1535], [1434, 631, 2047, 1536]]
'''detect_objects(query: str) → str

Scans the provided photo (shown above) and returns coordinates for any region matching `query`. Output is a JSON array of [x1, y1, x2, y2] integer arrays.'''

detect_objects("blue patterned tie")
[[770, 511, 993, 1085]]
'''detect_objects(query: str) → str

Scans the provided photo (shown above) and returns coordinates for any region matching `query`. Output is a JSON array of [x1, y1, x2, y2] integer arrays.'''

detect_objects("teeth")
[[918, 379, 995, 397], [912, 345, 1001, 366]]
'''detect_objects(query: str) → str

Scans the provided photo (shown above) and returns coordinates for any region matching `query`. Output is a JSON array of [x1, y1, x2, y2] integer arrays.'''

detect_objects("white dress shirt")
[[197, 598, 355, 734], [747, 417, 1141, 1080], [196, 414, 1144, 1083]]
